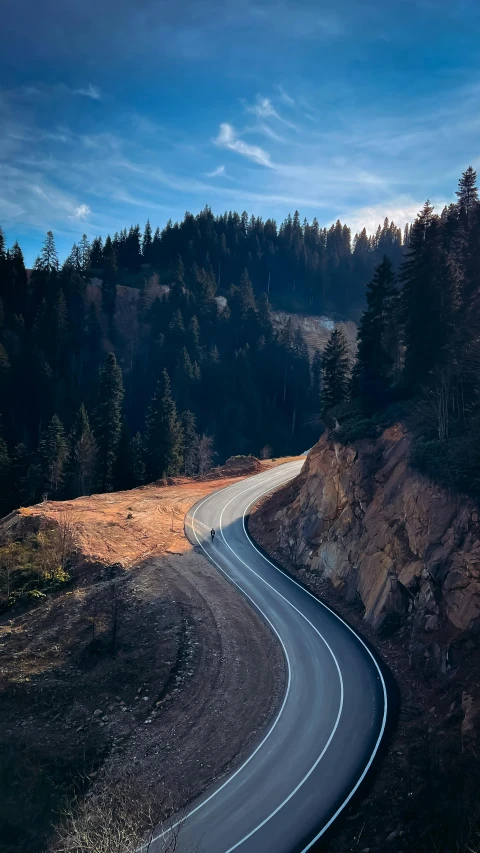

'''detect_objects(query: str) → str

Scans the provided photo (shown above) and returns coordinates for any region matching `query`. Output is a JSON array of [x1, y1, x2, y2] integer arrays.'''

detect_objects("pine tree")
[[131, 432, 146, 485], [50, 290, 69, 371], [321, 327, 351, 412], [10, 241, 28, 318], [68, 243, 81, 271], [401, 202, 457, 390], [151, 226, 161, 266], [10, 443, 30, 508], [168, 309, 185, 352], [311, 348, 322, 408], [0, 342, 11, 383], [101, 235, 118, 318], [291, 329, 311, 435], [142, 220, 153, 264], [257, 293, 274, 343], [137, 278, 148, 324], [89, 237, 104, 269], [94, 353, 124, 491], [39, 414, 68, 498], [125, 224, 142, 273], [113, 424, 134, 490], [69, 405, 97, 496], [39, 231, 59, 273], [180, 410, 200, 476], [79, 234, 91, 270], [354, 256, 397, 410], [174, 347, 195, 410], [0, 426, 11, 516], [239, 268, 256, 312], [85, 302, 102, 370], [187, 315, 201, 363], [456, 166, 478, 228], [145, 370, 184, 479]]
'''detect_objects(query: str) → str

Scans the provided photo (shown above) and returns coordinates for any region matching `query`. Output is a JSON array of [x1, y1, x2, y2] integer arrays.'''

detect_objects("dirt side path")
[[0, 462, 290, 853]]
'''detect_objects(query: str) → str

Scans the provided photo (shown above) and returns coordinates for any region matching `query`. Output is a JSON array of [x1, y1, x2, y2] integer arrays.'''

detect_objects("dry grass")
[[19, 457, 302, 570]]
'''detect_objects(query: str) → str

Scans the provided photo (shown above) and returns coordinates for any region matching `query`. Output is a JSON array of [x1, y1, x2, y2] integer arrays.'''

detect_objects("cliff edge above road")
[[250, 428, 480, 853]]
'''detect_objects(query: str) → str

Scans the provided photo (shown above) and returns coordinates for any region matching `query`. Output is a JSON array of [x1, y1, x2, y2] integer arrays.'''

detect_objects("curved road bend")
[[152, 461, 388, 853]]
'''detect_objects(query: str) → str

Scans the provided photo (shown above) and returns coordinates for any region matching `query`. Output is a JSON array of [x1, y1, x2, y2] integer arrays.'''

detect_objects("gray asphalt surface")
[[151, 461, 387, 853]]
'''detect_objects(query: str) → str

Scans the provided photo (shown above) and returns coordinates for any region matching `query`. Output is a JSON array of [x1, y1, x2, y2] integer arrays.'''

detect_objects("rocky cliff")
[[251, 424, 480, 851], [262, 424, 480, 647]]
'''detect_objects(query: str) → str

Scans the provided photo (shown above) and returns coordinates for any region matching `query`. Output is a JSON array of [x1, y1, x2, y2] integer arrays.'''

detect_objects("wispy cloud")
[[255, 123, 289, 143], [9, 81, 102, 102], [74, 203, 91, 219], [74, 83, 101, 100], [277, 85, 295, 106], [214, 123, 273, 167], [206, 165, 225, 177], [342, 198, 450, 235], [2, 57, 476, 266], [248, 96, 278, 119], [246, 94, 298, 130]]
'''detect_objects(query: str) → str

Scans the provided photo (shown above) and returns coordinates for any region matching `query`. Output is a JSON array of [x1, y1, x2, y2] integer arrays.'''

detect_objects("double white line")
[[153, 465, 388, 852]]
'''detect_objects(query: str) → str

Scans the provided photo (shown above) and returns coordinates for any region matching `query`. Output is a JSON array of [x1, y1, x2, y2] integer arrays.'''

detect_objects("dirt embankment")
[[0, 458, 287, 853], [250, 436, 480, 853]]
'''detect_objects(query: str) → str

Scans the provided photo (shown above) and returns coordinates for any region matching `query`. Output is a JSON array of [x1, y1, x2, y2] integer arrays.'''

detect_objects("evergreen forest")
[[0, 167, 478, 515], [320, 167, 480, 502]]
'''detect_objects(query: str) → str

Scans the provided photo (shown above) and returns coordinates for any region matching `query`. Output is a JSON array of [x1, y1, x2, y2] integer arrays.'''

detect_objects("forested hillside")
[[0, 205, 406, 518], [320, 167, 480, 502], [85, 207, 404, 320], [1, 165, 477, 519]]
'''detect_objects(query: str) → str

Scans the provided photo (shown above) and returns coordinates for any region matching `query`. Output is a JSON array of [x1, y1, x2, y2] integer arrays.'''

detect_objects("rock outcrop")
[[268, 424, 480, 638]]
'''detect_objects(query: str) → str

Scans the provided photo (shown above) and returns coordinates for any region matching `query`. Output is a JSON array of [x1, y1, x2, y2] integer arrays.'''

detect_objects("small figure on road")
[[211, 528, 216, 543]]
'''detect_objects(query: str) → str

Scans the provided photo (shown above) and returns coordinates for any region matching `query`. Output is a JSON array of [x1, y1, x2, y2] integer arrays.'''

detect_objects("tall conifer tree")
[[321, 327, 351, 411], [101, 236, 118, 318], [456, 165, 478, 228], [69, 404, 97, 496], [354, 256, 397, 409], [39, 414, 68, 498], [94, 353, 124, 491], [145, 370, 183, 478]]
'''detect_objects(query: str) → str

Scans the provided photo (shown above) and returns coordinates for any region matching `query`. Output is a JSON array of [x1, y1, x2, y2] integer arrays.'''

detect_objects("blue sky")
[[2, 0, 480, 266]]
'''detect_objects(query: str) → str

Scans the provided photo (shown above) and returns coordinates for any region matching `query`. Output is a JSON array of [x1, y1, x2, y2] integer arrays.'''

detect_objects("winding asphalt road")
[[152, 460, 388, 853]]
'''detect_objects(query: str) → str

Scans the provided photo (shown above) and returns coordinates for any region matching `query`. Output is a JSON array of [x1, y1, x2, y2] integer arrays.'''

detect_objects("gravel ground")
[[0, 470, 286, 853]]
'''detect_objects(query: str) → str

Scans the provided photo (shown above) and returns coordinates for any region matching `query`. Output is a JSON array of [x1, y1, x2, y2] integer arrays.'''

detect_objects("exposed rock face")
[[271, 425, 480, 636]]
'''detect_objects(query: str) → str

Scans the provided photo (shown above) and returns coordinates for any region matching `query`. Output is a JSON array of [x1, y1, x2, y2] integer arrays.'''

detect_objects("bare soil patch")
[[0, 462, 292, 853]]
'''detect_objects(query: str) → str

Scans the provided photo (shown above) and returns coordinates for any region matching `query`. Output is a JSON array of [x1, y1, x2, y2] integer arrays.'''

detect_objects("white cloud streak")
[[277, 85, 295, 106], [74, 83, 102, 100], [247, 95, 298, 130], [214, 123, 273, 167], [248, 96, 278, 119], [206, 164, 225, 177]]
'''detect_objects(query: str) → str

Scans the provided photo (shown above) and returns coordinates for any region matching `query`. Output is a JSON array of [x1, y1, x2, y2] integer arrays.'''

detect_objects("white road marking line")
[[148, 461, 388, 853], [240, 490, 388, 851], [147, 467, 299, 850], [218, 480, 344, 852]]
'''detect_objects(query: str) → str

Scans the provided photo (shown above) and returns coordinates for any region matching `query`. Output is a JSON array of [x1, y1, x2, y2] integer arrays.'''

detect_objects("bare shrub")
[[0, 510, 78, 605], [37, 510, 78, 580], [49, 770, 185, 853], [197, 435, 215, 475], [0, 541, 23, 601]]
